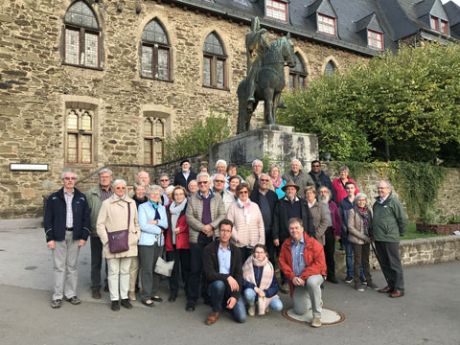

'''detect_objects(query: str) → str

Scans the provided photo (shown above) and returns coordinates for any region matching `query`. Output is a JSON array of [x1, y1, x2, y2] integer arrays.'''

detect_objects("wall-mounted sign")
[[10, 163, 49, 171]]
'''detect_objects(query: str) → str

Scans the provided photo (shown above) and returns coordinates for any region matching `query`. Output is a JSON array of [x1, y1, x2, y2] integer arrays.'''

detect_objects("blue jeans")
[[208, 281, 247, 323], [343, 239, 365, 280], [243, 288, 283, 311]]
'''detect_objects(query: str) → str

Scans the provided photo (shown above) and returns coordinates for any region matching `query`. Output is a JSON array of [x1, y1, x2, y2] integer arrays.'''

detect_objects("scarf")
[[169, 200, 187, 244], [149, 201, 161, 220], [356, 206, 370, 235], [271, 176, 282, 188], [242, 256, 273, 291], [237, 198, 252, 224]]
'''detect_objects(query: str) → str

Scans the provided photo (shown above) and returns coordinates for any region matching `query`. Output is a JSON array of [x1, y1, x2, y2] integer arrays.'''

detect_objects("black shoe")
[[111, 301, 120, 311], [152, 295, 163, 302], [104, 284, 109, 292], [168, 293, 177, 302], [185, 301, 195, 312], [92, 289, 102, 299], [120, 299, 133, 309], [344, 276, 353, 284], [327, 277, 339, 284]]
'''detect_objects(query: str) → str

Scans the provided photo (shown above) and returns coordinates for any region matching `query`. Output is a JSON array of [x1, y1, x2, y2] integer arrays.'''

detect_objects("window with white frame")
[[430, 15, 449, 34], [266, 0, 288, 22], [143, 116, 166, 165], [140, 19, 171, 81], [63, 1, 101, 68], [317, 13, 336, 35], [368, 30, 384, 50]]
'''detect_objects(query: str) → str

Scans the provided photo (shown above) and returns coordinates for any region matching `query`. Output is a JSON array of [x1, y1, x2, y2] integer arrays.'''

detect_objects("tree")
[[278, 43, 460, 163]]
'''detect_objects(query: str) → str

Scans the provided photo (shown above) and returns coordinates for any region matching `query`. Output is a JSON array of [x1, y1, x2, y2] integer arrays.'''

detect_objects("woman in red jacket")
[[331, 165, 360, 205], [165, 186, 190, 302]]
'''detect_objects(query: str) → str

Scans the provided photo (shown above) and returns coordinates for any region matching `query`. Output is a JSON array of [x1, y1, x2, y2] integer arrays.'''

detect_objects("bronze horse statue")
[[237, 34, 295, 134]]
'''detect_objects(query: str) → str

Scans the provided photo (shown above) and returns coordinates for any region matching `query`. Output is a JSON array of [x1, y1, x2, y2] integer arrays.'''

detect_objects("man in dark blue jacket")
[[44, 170, 90, 309], [173, 159, 197, 191], [308, 160, 335, 200]]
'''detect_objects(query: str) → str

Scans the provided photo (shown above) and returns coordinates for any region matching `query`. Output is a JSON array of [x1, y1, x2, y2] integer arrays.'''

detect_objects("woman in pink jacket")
[[332, 165, 359, 205], [226, 183, 265, 263]]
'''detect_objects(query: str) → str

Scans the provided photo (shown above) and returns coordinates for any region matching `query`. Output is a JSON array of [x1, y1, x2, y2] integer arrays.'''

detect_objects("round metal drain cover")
[[283, 307, 345, 326]]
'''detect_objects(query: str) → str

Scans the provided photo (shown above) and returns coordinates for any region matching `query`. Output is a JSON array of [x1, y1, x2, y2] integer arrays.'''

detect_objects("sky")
[[442, 0, 460, 5]]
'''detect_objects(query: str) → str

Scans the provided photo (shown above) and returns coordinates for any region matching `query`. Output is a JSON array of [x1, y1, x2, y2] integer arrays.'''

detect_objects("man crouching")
[[279, 217, 327, 327], [203, 219, 247, 325]]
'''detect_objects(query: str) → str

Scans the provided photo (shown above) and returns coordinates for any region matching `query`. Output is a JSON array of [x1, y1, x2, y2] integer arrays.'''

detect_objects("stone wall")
[[335, 236, 460, 275], [0, 0, 367, 219]]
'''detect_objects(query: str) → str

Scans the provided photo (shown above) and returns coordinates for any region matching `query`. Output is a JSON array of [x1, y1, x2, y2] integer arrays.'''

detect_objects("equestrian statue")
[[237, 17, 296, 134]]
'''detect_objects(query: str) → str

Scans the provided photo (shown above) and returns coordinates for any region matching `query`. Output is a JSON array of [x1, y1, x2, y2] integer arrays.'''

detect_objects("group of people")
[[43, 157, 408, 327]]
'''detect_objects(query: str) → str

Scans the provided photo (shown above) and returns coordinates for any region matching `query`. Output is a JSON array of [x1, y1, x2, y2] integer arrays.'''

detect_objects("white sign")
[[10, 163, 49, 171]]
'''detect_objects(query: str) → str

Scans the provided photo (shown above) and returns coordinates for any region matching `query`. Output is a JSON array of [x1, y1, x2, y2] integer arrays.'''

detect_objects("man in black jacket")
[[308, 160, 335, 200], [173, 159, 197, 191], [250, 173, 278, 265], [203, 219, 247, 325], [44, 170, 90, 309], [273, 181, 314, 292]]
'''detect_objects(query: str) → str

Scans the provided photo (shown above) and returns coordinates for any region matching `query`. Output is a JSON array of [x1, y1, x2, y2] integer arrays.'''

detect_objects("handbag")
[[154, 256, 174, 277], [107, 204, 130, 254]]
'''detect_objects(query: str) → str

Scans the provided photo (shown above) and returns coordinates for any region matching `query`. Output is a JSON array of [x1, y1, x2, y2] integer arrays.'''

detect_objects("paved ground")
[[0, 219, 459, 345]]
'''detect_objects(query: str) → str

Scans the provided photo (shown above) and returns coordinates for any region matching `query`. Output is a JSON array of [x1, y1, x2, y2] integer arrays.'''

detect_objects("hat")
[[282, 180, 300, 192], [180, 159, 190, 166]]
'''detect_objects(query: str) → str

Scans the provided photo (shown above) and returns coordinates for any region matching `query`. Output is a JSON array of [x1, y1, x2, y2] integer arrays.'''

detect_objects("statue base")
[[209, 125, 318, 167]]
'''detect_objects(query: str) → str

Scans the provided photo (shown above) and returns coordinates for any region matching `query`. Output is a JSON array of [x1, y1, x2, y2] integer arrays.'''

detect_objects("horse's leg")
[[272, 91, 282, 125], [264, 88, 275, 125]]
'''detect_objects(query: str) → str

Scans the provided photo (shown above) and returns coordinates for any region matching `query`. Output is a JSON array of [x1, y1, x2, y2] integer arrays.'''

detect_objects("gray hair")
[[339, 165, 349, 173], [291, 158, 302, 168], [215, 159, 227, 168], [196, 172, 210, 181], [377, 180, 392, 190], [319, 185, 331, 194], [146, 185, 162, 195], [112, 179, 127, 188], [252, 159, 263, 167], [98, 168, 113, 176], [133, 183, 146, 192], [259, 173, 270, 179], [355, 192, 368, 201], [136, 170, 149, 177], [61, 169, 77, 180]]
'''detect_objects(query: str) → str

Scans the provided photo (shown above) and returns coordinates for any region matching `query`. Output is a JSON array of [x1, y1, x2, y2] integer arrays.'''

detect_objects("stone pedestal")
[[209, 125, 318, 166]]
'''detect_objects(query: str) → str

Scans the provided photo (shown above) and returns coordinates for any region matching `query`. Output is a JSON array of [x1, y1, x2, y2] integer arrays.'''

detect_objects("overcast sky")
[[442, 0, 460, 5]]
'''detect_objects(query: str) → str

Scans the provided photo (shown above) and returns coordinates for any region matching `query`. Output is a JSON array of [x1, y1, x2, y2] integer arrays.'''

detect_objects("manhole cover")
[[283, 307, 345, 325]]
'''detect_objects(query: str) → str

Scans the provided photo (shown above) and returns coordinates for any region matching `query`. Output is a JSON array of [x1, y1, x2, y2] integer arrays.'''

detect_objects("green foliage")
[[278, 43, 460, 163], [164, 114, 231, 162]]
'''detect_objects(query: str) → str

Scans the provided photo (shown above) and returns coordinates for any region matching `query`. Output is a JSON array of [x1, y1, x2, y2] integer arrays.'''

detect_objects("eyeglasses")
[[115, 187, 126, 190], [198, 181, 208, 185], [239, 190, 249, 194], [312, 165, 320, 168], [260, 179, 270, 182], [214, 180, 225, 183], [64, 177, 77, 181], [160, 179, 169, 182]]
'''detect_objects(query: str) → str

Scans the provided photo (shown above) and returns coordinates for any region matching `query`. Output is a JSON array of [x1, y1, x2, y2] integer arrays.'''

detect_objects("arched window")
[[324, 60, 337, 76], [289, 53, 307, 89], [144, 116, 166, 165], [141, 19, 171, 81], [203, 32, 227, 89], [64, 1, 101, 68]]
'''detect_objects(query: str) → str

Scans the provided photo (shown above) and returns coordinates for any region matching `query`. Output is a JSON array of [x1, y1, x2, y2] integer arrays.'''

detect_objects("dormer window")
[[317, 13, 336, 35], [266, 0, 288, 22], [368, 30, 384, 50], [430, 15, 449, 34]]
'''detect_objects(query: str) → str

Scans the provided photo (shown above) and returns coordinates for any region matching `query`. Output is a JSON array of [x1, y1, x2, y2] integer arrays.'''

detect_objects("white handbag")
[[154, 257, 174, 277]]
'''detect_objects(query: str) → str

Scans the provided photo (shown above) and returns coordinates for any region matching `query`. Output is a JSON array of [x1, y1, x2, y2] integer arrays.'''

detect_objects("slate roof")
[[161, 0, 459, 56]]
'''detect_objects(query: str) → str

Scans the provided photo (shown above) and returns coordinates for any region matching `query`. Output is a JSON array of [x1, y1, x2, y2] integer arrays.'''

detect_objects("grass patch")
[[400, 223, 439, 240]]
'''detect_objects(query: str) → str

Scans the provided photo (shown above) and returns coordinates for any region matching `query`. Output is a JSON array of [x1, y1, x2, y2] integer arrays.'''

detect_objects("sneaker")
[[248, 304, 255, 317], [152, 295, 163, 302], [311, 316, 322, 328], [355, 283, 365, 292], [121, 299, 133, 309], [344, 276, 353, 284], [367, 282, 379, 290], [111, 301, 120, 311], [65, 296, 81, 305], [50, 299, 62, 309], [185, 301, 195, 312]]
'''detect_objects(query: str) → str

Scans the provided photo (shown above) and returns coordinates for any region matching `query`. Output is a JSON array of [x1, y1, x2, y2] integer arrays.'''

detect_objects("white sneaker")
[[311, 316, 322, 328], [248, 304, 255, 316]]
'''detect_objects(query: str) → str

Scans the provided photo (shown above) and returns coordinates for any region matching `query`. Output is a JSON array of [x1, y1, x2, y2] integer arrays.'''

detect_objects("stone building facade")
[[0, 0, 368, 218]]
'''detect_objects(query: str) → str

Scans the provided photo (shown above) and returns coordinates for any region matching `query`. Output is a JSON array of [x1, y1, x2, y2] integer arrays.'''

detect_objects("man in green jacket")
[[372, 180, 408, 298], [85, 168, 113, 299]]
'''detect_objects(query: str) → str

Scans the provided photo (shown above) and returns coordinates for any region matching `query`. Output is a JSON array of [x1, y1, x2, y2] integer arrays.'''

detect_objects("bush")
[[163, 114, 231, 161]]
